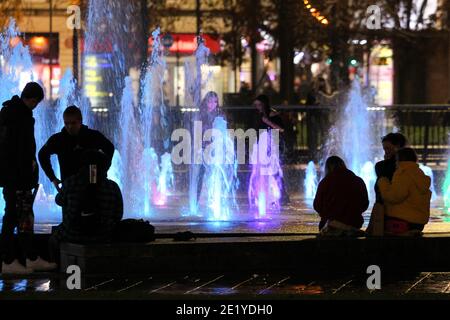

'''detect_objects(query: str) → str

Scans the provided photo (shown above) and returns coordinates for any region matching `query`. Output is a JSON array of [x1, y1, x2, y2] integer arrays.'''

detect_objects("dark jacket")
[[314, 167, 369, 230], [54, 168, 123, 243], [374, 157, 396, 204], [0, 95, 38, 189], [258, 111, 284, 131], [38, 125, 114, 182], [198, 109, 224, 149]]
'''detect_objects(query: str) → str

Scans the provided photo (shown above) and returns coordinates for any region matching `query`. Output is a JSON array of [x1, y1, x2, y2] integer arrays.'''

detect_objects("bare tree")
[[0, 0, 24, 28]]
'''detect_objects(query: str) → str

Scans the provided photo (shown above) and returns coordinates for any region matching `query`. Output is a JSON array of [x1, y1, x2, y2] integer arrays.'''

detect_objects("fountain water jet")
[[304, 161, 318, 200], [248, 130, 283, 218], [322, 79, 382, 200]]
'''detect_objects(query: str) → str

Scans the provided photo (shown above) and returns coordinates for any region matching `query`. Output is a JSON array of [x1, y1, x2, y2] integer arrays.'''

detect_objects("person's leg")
[[196, 164, 205, 202], [16, 190, 38, 261], [189, 164, 201, 212], [48, 231, 61, 264], [1, 188, 18, 264], [279, 175, 290, 204], [16, 189, 57, 271], [409, 223, 425, 232], [319, 219, 327, 231]]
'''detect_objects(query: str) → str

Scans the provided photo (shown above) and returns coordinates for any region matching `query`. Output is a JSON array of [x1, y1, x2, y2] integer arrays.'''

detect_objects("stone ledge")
[[59, 235, 450, 274]]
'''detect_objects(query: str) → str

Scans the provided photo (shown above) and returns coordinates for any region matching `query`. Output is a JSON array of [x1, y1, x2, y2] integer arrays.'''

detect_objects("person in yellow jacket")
[[378, 147, 431, 235]]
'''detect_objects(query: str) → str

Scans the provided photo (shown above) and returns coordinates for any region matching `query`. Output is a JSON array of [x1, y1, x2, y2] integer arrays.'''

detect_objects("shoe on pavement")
[[2, 259, 33, 275], [26, 256, 58, 272]]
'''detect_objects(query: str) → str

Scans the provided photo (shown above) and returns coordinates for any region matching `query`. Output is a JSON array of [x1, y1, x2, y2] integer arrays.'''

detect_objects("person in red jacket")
[[314, 156, 369, 235]]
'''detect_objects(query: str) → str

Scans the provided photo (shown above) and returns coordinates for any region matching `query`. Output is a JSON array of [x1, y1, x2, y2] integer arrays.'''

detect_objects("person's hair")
[[63, 105, 83, 121], [21, 82, 44, 102], [382, 133, 407, 148], [325, 156, 346, 176], [254, 94, 271, 116], [199, 91, 219, 114], [397, 147, 418, 163]]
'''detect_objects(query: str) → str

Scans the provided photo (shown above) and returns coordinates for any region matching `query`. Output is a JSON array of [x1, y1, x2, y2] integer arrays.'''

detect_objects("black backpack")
[[113, 219, 156, 242]]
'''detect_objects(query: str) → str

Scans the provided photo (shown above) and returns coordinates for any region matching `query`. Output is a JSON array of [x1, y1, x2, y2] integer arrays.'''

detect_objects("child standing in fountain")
[[314, 156, 369, 236], [252, 94, 290, 205], [191, 91, 223, 206]]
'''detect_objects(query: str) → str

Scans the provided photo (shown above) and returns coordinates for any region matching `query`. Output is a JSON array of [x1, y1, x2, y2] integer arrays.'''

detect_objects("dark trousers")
[[1, 188, 37, 264], [48, 232, 60, 264], [384, 216, 425, 232], [197, 164, 206, 202]]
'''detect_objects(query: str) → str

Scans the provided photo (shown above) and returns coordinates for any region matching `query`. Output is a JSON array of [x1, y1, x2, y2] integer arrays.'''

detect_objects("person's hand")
[[52, 179, 62, 193]]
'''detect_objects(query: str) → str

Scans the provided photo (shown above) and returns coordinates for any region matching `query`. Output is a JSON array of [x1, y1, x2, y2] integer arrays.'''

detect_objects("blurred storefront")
[[22, 33, 61, 100], [366, 44, 394, 106]]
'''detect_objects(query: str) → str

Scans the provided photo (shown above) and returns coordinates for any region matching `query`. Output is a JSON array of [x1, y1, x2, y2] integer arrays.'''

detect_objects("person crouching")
[[314, 156, 369, 236], [378, 148, 431, 236], [49, 149, 123, 264]]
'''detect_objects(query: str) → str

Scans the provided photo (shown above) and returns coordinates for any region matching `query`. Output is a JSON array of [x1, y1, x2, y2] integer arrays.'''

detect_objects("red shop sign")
[[149, 33, 221, 54]]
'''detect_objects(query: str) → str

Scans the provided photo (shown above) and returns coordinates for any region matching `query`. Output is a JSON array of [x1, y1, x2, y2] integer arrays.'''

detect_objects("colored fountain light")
[[248, 130, 282, 218], [443, 159, 450, 214], [304, 161, 318, 201], [321, 79, 382, 200]]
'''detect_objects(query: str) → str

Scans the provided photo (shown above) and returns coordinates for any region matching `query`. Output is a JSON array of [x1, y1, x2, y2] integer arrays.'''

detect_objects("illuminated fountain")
[[185, 37, 239, 220], [190, 117, 238, 220], [138, 27, 173, 215], [83, 2, 174, 217], [0, 20, 63, 222], [304, 161, 318, 206], [248, 130, 282, 218], [321, 79, 382, 199], [419, 163, 437, 202]]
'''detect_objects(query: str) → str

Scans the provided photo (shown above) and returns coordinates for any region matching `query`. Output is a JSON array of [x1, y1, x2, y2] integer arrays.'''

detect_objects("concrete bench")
[[59, 234, 450, 274]]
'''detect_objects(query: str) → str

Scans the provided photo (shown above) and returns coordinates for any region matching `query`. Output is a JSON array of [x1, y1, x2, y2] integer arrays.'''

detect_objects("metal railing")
[[66, 104, 450, 166]]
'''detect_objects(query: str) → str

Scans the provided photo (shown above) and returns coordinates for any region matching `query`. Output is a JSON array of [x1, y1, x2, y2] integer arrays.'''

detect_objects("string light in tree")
[[303, 0, 329, 25]]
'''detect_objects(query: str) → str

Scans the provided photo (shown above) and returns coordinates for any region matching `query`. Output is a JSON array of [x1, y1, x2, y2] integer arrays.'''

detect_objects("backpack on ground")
[[113, 219, 156, 242]]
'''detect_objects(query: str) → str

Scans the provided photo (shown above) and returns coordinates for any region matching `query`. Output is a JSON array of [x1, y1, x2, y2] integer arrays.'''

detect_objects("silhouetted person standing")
[[0, 82, 56, 274], [38, 106, 115, 192]]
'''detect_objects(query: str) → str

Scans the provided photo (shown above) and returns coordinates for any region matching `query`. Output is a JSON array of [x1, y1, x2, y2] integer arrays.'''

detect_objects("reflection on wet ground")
[[28, 197, 450, 235], [1, 272, 450, 297]]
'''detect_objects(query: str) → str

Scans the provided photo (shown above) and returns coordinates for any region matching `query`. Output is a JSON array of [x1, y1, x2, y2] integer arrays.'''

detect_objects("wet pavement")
[[1, 271, 450, 298], [27, 197, 450, 235], [2, 197, 450, 299]]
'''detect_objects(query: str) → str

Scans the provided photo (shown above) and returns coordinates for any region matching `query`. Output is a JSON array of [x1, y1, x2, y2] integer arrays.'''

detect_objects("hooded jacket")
[[314, 167, 369, 229], [374, 157, 396, 204], [0, 95, 38, 189], [378, 161, 431, 225]]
